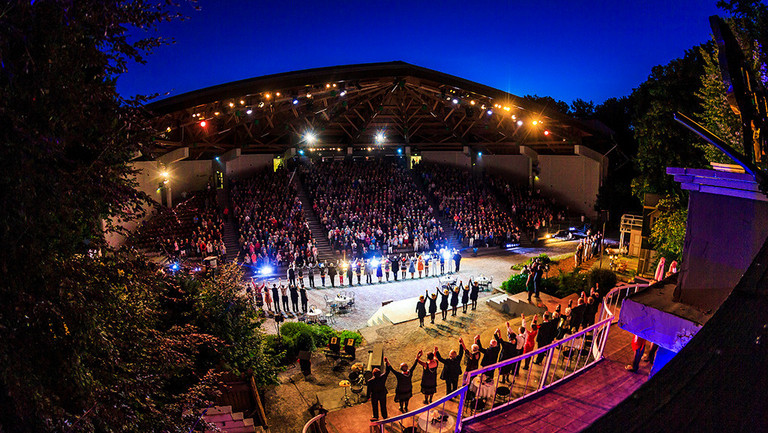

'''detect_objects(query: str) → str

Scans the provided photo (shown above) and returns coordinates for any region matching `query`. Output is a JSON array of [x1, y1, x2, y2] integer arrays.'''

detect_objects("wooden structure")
[[146, 61, 608, 159]]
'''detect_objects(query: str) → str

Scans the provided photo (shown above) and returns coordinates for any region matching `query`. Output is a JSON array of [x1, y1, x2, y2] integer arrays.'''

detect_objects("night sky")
[[117, 0, 722, 105]]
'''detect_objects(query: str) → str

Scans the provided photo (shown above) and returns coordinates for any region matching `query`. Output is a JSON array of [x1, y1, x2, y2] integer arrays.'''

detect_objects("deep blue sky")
[[117, 0, 722, 105]]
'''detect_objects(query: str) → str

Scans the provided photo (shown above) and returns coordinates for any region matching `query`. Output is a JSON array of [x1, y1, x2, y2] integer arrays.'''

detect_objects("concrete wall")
[[482, 155, 529, 183], [172, 160, 213, 198], [226, 154, 273, 178], [420, 151, 471, 168], [537, 155, 601, 218]]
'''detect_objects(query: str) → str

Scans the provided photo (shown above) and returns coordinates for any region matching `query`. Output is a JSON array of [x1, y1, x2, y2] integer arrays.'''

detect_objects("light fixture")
[[503, 106, 511, 111], [258, 101, 265, 108], [487, 110, 493, 116], [276, 92, 281, 97], [340, 90, 347, 96], [292, 99, 299, 105], [470, 100, 475, 105], [375, 131, 385, 143], [240, 99, 245, 105], [246, 108, 253, 115], [511, 114, 516, 120], [544, 130, 550, 136], [478, 151, 483, 156], [306, 93, 312, 98], [160, 171, 169, 178], [228, 102, 234, 108], [452, 98, 459, 104], [166, 126, 172, 132], [517, 120, 523, 126], [532, 120, 538, 126], [214, 111, 220, 116], [304, 132, 317, 144], [326, 84, 331, 88], [299, 149, 305, 155], [265, 93, 271, 99], [200, 120, 207, 127]]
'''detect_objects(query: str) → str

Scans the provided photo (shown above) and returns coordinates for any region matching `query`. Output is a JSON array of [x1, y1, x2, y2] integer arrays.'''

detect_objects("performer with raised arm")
[[416, 349, 439, 405], [427, 289, 438, 324], [384, 355, 419, 413], [435, 340, 464, 395]]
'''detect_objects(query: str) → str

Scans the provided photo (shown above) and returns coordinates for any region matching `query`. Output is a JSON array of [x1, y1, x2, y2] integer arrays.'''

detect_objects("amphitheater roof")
[[146, 61, 609, 159]]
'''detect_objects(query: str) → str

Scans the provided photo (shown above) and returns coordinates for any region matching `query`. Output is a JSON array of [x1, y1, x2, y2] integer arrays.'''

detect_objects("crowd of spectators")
[[231, 168, 315, 268], [414, 162, 520, 248], [488, 175, 567, 237], [300, 158, 447, 257]]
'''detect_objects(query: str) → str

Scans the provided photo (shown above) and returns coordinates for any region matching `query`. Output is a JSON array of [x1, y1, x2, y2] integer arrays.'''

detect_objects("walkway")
[[462, 325, 648, 432], [321, 323, 648, 433]]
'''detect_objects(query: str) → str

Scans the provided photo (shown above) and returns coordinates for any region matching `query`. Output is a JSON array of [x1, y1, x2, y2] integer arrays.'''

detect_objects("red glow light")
[[544, 130, 550, 136], [200, 120, 207, 127]]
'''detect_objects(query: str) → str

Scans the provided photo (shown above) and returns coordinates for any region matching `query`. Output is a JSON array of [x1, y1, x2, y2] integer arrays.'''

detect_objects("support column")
[[519, 146, 539, 189], [156, 147, 189, 208]]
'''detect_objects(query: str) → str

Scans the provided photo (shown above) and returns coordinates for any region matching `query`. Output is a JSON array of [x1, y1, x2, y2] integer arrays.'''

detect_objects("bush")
[[587, 269, 618, 296], [339, 330, 363, 346], [553, 271, 588, 298], [511, 253, 552, 270], [501, 273, 529, 294], [269, 323, 364, 365]]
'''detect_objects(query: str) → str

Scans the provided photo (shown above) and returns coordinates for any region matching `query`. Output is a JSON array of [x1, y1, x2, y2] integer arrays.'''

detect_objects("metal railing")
[[308, 282, 650, 433], [302, 413, 328, 433]]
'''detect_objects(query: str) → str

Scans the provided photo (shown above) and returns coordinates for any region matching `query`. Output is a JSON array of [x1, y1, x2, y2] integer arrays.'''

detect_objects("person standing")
[[532, 261, 544, 300], [439, 289, 450, 320], [384, 258, 391, 282], [328, 262, 337, 287], [265, 284, 274, 313], [366, 367, 390, 421], [401, 256, 408, 280], [299, 284, 308, 313], [521, 313, 539, 369], [376, 259, 383, 283], [526, 263, 536, 302], [288, 265, 296, 287], [450, 285, 460, 317], [319, 262, 326, 287], [439, 252, 445, 275], [626, 334, 646, 372], [495, 325, 518, 384], [289, 284, 299, 313], [416, 350, 439, 405], [280, 282, 290, 312], [356, 260, 363, 285], [417, 255, 425, 278], [271, 283, 280, 314], [297, 265, 304, 287], [460, 336, 482, 373], [461, 281, 470, 313], [477, 335, 501, 380], [346, 262, 353, 288], [385, 356, 418, 413], [470, 281, 480, 311], [534, 312, 557, 365], [453, 250, 462, 272], [416, 295, 427, 327], [428, 290, 438, 324], [307, 263, 315, 288], [408, 256, 416, 279], [435, 342, 464, 395]]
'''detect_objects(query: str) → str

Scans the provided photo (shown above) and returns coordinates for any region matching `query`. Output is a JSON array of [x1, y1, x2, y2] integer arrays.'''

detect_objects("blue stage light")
[[260, 265, 273, 275]]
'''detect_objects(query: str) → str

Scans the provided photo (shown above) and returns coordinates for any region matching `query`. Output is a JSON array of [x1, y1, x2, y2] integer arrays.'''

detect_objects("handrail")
[[353, 281, 651, 432], [302, 413, 327, 433]]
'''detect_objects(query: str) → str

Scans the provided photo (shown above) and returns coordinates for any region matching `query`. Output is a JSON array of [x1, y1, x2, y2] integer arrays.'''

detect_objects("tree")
[[522, 94, 571, 115], [0, 2, 244, 432], [650, 195, 688, 261], [570, 98, 596, 119]]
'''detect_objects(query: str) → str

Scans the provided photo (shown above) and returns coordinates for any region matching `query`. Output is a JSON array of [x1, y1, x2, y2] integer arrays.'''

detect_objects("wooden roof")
[[146, 61, 608, 159]]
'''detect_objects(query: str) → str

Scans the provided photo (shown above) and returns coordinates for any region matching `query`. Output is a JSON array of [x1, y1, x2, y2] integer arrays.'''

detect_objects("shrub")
[[587, 269, 618, 296], [269, 323, 364, 365], [339, 330, 363, 346], [511, 253, 552, 270], [501, 273, 529, 294]]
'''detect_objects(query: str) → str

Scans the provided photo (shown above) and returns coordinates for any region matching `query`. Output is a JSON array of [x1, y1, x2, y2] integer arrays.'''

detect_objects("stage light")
[[333, 83, 337, 87], [265, 93, 271, 99], [258, 102, 265, 108], [200, 120, 207, 127], [517, 120, 524, 126], [326, 84, 331, 88], [375, 131, 385, 143], [261, 264, 273, 275], [452, 98, 459, 104], [340, 90, 347, 96], [228, 102, 234, 108], [478, 151, 483, 156], [240, 99, 245, 105], [215, 156, 221, 162], [276, 92, 281, 97], [292, 99, 299, 105], [544, 130, 550, 136], [305, 132, 317, 144], [170, 262, 180, 272], [511, 114, 516, 120], [161, 170, 169, 178], [532, 120, 538, 126], [470, 100, 476, 105], [371, 258, 380, 267], [214, 111, 220, 116], [299, 149, 305, 155], [166, 126, 172, 132], [397, 148, 403, 154], [487, 110, 493, 116], [246, 108, 253, 115]]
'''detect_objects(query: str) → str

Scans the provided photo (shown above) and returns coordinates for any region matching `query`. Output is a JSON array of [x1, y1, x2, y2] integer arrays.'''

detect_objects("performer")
[[439, 288, 450, 320], [385, 356, 418, 413], [495, 324, 518, 384], [366, 367, 390, 421], [299, 284, 308, 313], [289, 284, 299, 313], [461, 281, 470, 313], [416, 350, 439, 405], [376, 259, 383, 283], [384, 258, 391, 282], [356, 259, 363, 285], [308, 263, 315, 288], [417, 254, 425, 278], [400, 256, 407, 280], [408, 256, 416, 279], [319, 262, 326, 287], [435, 341, 464, 394], [470, 280, 480, 311], [450, 285, 460, 316], [460, 336, 482, 372], [428, 290, 438, 324], [416, 295, 427, 327], [271, 283, 280, 313]]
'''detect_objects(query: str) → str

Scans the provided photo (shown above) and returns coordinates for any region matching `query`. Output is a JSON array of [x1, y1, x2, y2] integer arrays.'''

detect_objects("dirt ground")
[[261, 241, 607, 433]]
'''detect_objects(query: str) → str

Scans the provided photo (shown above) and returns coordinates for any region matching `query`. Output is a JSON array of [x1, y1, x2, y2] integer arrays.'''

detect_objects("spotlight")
[[478, 151, 482, 156], [170, 262, 180, 272], [276, 92, 281, 97], [470, 100, 476, 105], [265, 93, 271, 99], [246, 108, 253, 115], [258, 102, 265, 108], [532, 120, 538, 126], [200, 120, 207, 127], [517, 120, 523, 126], [305, 132, 317, 144], [375, 131, 385, 143], [161, 171, 169, 178], [299, 149, 305, 155], [340, 90, 347, 97], [452, 98, 459, 104], [260, 264, 273, 275], [397, 148, 403, 154], [292, 99, 299, 105], [214, 111, 220, 116], [240, 99, 245, 105], [166, 126, 172, 132], [487, 110, 493, 116], [228, 102, 234, 108], [544, 130, 550, 136]]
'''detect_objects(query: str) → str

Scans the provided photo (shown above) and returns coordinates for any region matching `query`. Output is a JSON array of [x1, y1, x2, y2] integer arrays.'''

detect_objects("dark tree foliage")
[[569, 98, 596, 119], [0, 2, 278, 432], [522, 94, 571, 115]]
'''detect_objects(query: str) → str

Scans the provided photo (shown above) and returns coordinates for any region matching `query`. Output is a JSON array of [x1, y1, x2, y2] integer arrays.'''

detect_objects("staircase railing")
[[361, 281, 649, 433]]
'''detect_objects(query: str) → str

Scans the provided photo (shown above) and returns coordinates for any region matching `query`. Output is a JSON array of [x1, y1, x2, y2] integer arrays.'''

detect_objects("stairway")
[[409, 169, 460, 250], [202, 406, 262, 433], [293, 178, 337, 263], [223, 221, 240, 263]]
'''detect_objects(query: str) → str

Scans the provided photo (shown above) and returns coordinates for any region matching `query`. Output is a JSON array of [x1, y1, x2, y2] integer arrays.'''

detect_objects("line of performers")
[[415, 281, 481, 326], [286, 249, 463, 288]]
